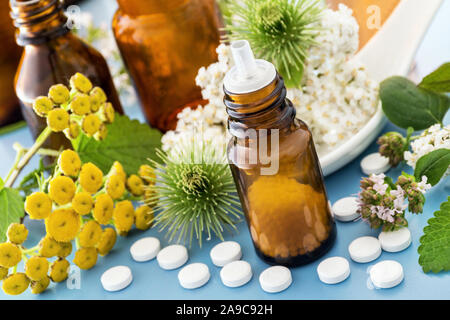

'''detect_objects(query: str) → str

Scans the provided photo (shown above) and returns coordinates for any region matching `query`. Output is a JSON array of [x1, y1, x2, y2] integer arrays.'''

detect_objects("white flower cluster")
[[162, 4, 379, 156], [404, 124, 450, 174]]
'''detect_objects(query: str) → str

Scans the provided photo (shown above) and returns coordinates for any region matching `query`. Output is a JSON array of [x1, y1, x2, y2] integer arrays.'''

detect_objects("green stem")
[[5, 127, 53, 188], [4, 146, 26, 184]]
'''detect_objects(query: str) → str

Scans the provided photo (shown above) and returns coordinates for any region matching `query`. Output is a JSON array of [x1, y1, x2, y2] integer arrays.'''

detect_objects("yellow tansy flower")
[[33, 96, 53, 117], [49, 258, 70, 282], [38, 236, 60, 258], [100, 102, 115, 123], [93, 194, 114, 225], [113, 200, 135, 235], [82, 113, 101, 136], [58, 150, 81, 177], [94, 124, 107, 141], [2, 273, 29, 295], [0, 243, 21, 268], [70, 72, 92, 93], [45, 208, 80, 242], [79, 162, 103, 194], [138, 164, 156, 185], [25, 256, 49, 281], [31, 275, 50, 294], [7, 223, 28, 245], [73, 247, 98, 270], [134, 205, 154, 231], [70, 93, 91, 116], [72, 191, 93, 215], [57, 242, 72, 258], [90, 86, 107, 105], [96, 228, 117, 256], [48, 175, 76, 205], [106, 174, 125, 200], [48, 84, 70, 105], [64, 120, 80, 140], [109, 161, 126, 183], [126, 174, 144, 196], [0, 266, 8, 280], [25, 191, 52, 220], [78, 220, 102, 248], [47, 108, 70, 132]]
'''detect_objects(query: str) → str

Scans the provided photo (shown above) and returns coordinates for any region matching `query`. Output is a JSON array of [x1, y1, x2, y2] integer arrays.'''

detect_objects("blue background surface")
[[0, 0, 449, 300]]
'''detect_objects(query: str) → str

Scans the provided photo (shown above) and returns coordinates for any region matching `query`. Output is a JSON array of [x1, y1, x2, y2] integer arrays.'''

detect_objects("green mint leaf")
[[414, 149, 450, 186], [380, 76, 450, 130], [72, 114, 162, 175], [0, 177, 4, 191], [0, 187, 25, 242], [419, 62, 450, 93], [418, 197, 450, 273]]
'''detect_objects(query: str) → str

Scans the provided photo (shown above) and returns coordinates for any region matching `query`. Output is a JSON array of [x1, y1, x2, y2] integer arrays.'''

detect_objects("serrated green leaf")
[[380, 76, 450, 130], [418, 197, 450, 273], [419, 62, 450, 93], [72, 114, 162, 175], [0, 187, 25, 242], [414, 149, 450, 186]]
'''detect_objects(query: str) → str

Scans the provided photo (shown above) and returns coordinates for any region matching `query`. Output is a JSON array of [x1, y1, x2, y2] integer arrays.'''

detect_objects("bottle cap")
[[223, 40, 277, 94]]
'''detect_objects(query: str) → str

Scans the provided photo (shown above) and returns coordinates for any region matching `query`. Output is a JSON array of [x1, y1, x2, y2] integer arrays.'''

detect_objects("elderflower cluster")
[[0, 151, 155, 295], [162, 4, 379, 156], [404, 124, 450, 175], [358, 173, 431, 231]]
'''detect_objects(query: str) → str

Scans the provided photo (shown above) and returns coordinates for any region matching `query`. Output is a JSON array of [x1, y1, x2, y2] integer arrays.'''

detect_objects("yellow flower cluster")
[[32, 73, 115, 140], [0, 152, 155, 296]]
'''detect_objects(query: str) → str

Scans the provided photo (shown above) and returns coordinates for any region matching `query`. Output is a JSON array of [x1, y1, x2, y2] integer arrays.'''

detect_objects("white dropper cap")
[[223, 40, 277, 94]]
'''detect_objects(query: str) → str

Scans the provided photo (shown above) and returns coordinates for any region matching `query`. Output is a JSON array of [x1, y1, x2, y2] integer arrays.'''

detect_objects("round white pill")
[[157, 244, 188, 270], [370, 260, 404, 289], [220, 260, 252, 288], [178, 263, 210, 289], [101, 266, 133, 292], [378, 228, 411, 253], [130, 237, 161, 262], [317, 257, 350, 284], [259, 266, 292, 293], [210, 241, 242, 267], [348, 236, 381, 263], [361, 153, 390, 175], [332, 197, 360, 222]]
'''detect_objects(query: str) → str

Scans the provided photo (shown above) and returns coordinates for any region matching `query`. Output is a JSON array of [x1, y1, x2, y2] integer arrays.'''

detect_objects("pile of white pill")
[[317, 193, 412, 289], [100, 238, 292, 293]]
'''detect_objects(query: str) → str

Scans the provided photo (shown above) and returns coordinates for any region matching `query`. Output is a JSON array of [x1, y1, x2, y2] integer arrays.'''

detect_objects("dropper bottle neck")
[[223, 40, 295, 134], [10, 0, 69, 46]]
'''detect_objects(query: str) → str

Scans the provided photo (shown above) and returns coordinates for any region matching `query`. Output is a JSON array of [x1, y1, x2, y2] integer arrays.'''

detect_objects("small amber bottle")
[[224, 41, 336, 267], [0, 0, 22, 126], [11, 0, 123, 150], [112, 0, 222, 132]]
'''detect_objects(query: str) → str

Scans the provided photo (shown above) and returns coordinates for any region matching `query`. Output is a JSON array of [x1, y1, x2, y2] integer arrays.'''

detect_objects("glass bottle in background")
[[326, 0, 400, 50], [11, 0, 123, 151], [0, 0, 22, 126], [112, 0, 222, 132], [224, 41, 336, 267]]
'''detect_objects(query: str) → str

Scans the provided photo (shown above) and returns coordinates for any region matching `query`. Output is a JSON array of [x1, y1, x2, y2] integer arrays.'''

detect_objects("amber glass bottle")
[[0, 1, 22, 126], [224, 41, 336, 267], [11, 0, 123, 150], [112, 0, 222, 132]]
